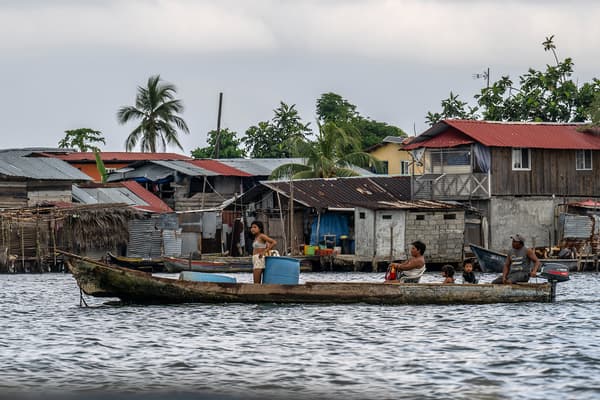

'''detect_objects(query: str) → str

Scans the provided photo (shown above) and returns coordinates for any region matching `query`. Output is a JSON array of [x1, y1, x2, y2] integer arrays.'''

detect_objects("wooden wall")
[[491, 148, 600, 196]]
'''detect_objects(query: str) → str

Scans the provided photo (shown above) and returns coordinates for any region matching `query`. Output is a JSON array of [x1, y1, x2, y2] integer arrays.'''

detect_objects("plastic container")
[[304, 245, 316, 256], [263, 256, 300, 285], [179, 271, 236, 283]]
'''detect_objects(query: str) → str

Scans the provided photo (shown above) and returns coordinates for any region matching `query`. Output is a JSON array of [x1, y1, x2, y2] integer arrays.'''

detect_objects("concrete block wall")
[[405, 210, 465, 264]]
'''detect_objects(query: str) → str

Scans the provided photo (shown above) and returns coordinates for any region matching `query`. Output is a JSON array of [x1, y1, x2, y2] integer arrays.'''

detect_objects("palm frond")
[[270, 163, 310, 180]]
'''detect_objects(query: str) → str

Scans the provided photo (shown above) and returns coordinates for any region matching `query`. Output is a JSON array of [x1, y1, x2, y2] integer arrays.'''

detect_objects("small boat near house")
[[63, 252, 567, 305], [469, 243, 578, 273], [162, 255, 253, 273], [107, 252, 165, 273]]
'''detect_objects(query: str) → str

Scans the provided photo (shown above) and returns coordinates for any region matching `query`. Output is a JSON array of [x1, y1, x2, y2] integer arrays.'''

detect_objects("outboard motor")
[[538, 263, 570, 302], [538, 263, 570, 282]]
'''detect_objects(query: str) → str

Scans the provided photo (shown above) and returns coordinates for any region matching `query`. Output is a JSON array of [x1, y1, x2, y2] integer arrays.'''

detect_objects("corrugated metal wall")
[[127, 218, 162, 258]]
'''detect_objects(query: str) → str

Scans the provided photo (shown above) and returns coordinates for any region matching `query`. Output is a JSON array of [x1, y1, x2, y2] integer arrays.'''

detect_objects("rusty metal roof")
[[188, 159, 251, 177], [261, 176, 417, 209], [406, 119, 600, 150]]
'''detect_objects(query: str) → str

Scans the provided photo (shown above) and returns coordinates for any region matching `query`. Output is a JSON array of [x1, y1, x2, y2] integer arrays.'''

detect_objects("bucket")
[[263, 256, 300, 285], [179, 271, 236, 283], [304, 245, 316, 256]]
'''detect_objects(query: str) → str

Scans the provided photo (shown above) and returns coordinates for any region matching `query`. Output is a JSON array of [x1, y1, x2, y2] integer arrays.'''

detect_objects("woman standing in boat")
[[250, 221, 277, 284]]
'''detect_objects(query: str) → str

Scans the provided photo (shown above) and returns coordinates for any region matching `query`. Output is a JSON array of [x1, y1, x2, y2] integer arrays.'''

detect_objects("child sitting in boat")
[[462, 261, 478, 284], [441, 265, 455, 284]]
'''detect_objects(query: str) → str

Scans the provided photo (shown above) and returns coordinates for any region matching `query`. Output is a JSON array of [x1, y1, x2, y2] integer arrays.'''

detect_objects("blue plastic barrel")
[[179, 271, 236, 283], [263, 256, 300, 285]]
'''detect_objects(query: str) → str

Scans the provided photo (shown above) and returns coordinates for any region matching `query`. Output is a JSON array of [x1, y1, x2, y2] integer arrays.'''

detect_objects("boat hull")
[[162, 256, 252, 273], [65, 254, 555, 305], [469, 244, 579, 273], [107, 252, 164, 273]]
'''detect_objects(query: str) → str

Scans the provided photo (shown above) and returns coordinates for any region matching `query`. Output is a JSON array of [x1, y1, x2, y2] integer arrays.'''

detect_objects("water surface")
[[0, 271, 599, 399]]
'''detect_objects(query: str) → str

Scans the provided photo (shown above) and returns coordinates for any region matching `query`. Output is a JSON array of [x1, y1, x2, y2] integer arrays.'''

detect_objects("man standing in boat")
[[492, 234, 541, 284]]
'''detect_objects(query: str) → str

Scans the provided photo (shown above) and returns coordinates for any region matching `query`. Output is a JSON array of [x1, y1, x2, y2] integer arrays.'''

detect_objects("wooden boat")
[[469, 244, 578, 273], [106, 252, 165, 273], [62, 252, 561, 305], [469, 244, 507, 273], [162, 256, 252, 273]]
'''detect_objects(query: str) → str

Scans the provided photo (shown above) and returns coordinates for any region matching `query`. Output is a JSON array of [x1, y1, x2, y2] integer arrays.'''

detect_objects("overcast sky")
[[2, 0, 600, 154]]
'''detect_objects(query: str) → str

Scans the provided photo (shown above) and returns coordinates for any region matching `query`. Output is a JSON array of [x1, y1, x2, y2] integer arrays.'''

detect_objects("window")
[[576, 150, 592, 170], [444, 214, 456, 220], [382, 215, 392, 220], [416, 215, 425, 220], [512, 148, 531, 170], [400, 160, 410, 176], [372, 161, 388, 174]]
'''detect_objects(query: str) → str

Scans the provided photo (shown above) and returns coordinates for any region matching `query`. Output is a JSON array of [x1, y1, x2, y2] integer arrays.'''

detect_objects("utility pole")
[[214, 92, 223, 158]]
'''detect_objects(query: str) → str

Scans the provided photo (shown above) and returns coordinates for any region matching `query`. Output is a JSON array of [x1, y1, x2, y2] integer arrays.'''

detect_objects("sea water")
[[0, 272, 599, 400]]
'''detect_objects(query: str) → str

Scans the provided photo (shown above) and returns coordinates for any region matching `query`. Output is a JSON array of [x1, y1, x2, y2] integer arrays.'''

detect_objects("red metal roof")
[[52, 152, 193, 162], [188, 159, 252, 177], [121, 181, 173, 213], [406, 120, 600, 150]]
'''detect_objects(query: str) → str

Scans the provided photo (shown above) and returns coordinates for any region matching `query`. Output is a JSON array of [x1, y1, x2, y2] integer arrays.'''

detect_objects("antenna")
[[473, 67, 490, 88]]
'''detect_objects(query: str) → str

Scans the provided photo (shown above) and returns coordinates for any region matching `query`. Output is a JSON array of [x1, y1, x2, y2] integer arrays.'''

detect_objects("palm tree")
[[270, 121, 382, 179], [117, 75, 190, 152]]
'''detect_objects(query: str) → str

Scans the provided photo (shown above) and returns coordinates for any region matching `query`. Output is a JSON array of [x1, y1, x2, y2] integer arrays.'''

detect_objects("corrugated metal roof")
[[73, 181, 172, 213], [261, 176, 412, 209], [188, 159, 252, 177], [406, 119, 600, 150], [50, 152, 193, 162], [218, 158, 375, 177], [150, 160, 218, 176], [0, 149, 92, 181]]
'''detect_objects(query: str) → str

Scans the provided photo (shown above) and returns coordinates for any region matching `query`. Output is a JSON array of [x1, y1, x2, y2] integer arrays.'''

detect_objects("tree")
[[191, 128, 244, 158], [58, 128, 106, 152], [242, 102, 311, 158], [117, 75, 190, 152], [426, 35, 600, 125], [270, 121, 382, 179], [316, 92, 358, 124], [425, 92, 478, 125], [316, 92, 407, 149]]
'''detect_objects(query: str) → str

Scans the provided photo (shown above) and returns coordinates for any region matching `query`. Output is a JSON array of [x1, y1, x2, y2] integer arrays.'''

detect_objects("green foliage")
[[316, 92, 358, 124], [117, 75, 189, 152], [425, 92, 478, 125], [242, 102, 311, 158], [191, 128, 245, 158], [93, 149, 108, 183], [270, 121, 382, 180], [58, 128, 106, 152], [316, 93, 406, 149], [426, 35, 600, 125]]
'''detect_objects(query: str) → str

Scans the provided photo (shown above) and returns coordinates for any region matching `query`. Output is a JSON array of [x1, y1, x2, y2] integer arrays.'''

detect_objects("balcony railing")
[[413, 172, 490, 200]]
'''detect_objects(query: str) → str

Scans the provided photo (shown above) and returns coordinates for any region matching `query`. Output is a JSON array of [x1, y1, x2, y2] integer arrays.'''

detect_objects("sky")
[[2, 0, 600, 155]]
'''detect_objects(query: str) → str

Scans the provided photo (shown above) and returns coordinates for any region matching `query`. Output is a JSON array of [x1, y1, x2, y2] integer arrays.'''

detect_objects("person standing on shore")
[[492, 234, 540, 284], [250, 221, 277, 284]]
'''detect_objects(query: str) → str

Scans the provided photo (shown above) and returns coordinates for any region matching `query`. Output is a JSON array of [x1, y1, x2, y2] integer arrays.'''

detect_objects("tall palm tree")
[[270, 121, 382, 179], [117, 75, 190, 152]]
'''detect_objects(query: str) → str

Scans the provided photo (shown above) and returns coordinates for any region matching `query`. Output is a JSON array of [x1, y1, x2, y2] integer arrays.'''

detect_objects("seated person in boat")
[[250, 221, 277, 284], [462, 261, 478, 284], [385, 240, 426, 283], [441, 265, 455, 284], [492, 234, 540, 284]]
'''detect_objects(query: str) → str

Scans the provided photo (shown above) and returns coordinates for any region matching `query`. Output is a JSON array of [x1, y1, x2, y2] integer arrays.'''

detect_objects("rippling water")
[[1, 271, 599, 400]]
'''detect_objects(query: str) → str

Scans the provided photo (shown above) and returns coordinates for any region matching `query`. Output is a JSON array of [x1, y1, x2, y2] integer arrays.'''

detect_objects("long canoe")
[[107, 252, 165, 273], [63, 252, 558, 305], [162, 256, 252, 273]]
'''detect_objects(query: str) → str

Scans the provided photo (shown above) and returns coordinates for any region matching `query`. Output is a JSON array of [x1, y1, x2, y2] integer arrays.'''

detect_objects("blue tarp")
[[310, 213, 350, 246]]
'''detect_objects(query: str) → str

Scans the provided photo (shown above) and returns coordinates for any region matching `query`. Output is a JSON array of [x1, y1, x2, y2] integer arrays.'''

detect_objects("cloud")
[[1, 0, 599, 67]]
